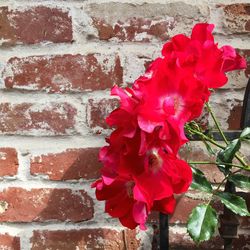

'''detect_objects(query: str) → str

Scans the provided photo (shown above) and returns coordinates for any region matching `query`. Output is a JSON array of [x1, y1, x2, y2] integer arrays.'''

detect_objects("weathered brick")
[[221, 3, 250, 34], [3, 54, 123, 93], [227, 104, 243, 130], [179, 142, 224, 184], [31, 229, 140, 250], [87, 98, 119, 130], [0, 102, 77, 135], [169, 193, 205, 224], [0, 148, 18, 177], [31, 148, 101, 180], [0, 188, 93, 222], [87, 2, 209, 42], [238, 49, 250, 79], [0, 234, 20, 250], [0, 6, 72, 45]]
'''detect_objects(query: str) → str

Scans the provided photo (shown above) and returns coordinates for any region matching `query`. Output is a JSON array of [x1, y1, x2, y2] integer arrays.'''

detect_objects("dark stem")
[[160, 213, 169, 250]]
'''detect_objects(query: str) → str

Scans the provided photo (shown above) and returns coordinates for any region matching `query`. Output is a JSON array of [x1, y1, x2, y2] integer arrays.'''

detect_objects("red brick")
[[0, 234, 20, 250], [222, 4, 250, 34], [179, 143, 224, 184], [0, 102, 77, 135], [0, 6, 72, 45], [3, 54, 123, 93], [87, 3, 209, 42], [227, 104, 243, 130], [31, 229, 140, 250], [0, 148, 18, 176], [87, 98, 119, 130], [169, 194, 204, 224], [169, 231, 223, 250], [31, 148, 101, 180], [0, 188, 93, 222], [238, 49, 250, 79]]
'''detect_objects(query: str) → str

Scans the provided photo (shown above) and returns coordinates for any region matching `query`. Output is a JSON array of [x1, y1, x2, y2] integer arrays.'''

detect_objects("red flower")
[[92, 176, 148, 230], [92, 22, 246, 230], [162, 23, 246, 88]]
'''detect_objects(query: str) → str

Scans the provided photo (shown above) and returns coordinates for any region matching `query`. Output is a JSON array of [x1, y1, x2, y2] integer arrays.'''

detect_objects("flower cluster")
[[92, 23, 246, 230]]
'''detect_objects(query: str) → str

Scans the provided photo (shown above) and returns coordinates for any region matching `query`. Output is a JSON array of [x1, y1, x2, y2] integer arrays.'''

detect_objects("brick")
[[169, 193, 205, 224], [3, 54, 123, 93], [238, 49, 250, 79], [169, 230, 223, 249], [87, 2, 209, 42], [0, 234, 20, 250], [179, 142, 224, 184], [31, 229, 140, 250], [30, 148, 101, 180], [0, 102, 77, 135], [0, 6, 72, 45], [221, 3, 250, 34], [227, 104, 243, 130], [0, 148, 18, 177], [0, 188, 93, 222], [87, 98, 119, 130]]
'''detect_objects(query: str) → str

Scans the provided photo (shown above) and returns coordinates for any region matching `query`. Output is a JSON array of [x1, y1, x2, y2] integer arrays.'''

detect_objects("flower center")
[[126, 181, 135, 198], [163, 95, 183, 117], [147, 149, 163, 174]]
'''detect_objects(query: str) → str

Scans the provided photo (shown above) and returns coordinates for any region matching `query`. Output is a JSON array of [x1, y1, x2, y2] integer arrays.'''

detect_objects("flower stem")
[[188, 161, 250, 170], [205, 102, 229, 145]]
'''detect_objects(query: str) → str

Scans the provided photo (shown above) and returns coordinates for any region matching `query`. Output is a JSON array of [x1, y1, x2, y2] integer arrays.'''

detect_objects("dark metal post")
[[160, 213, 169, 250]]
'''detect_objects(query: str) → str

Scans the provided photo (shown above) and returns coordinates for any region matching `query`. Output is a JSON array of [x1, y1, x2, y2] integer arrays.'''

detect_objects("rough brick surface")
[[0, 0, 249, 249], [0, 148, 18, 177], [3, 54, 123, 93], [30, 148, 101, 180], [87, 98, 119, 130], [222, 3, 250, 34], [0, 102, 77, 135], [0, 6, 72, 45], [0, 234, 20, 250], [0, 188, 93, 222], [31, 229, 140, 250], [87, 2, 209, 42]]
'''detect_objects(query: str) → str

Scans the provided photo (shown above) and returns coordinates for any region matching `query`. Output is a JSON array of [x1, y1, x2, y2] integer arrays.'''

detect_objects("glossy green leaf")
[[240, 127, 250, 140], [216, 139, 241, 175], [219, 139, 241, 163], [187, 204, 218, 243], [228, 174, 250, 190], [191, 166, 213, 193], [216, 192, 250, 216]]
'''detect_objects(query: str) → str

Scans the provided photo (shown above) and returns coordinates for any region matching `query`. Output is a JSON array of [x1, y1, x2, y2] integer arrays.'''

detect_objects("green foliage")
[[216, 192, 250, 216], [229, 174, 250, 190], [217, 139, 241, 175], [187, 204, 218, 243], [191, 166, 213, 193]]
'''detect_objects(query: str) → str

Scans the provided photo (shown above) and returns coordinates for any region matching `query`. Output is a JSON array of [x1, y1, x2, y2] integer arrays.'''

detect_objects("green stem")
[[188, 161, 250, 170], [206, 102, 229, 145], [186, 126, 249, 169]]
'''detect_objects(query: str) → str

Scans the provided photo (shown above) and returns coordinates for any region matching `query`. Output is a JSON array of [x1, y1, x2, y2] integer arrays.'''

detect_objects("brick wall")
[[0, 0, 249, 249]]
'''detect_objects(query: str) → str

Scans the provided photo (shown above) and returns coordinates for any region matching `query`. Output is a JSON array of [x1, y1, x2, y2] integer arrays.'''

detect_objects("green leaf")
[[216, 192, 250, 216], [191, 166, 213, 193], [219, 139, 241, 163], [187, 204, 218, 243], [240, 127, 250, 140], [216, 139, 241, 175], [228, 174, 250, 190]]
